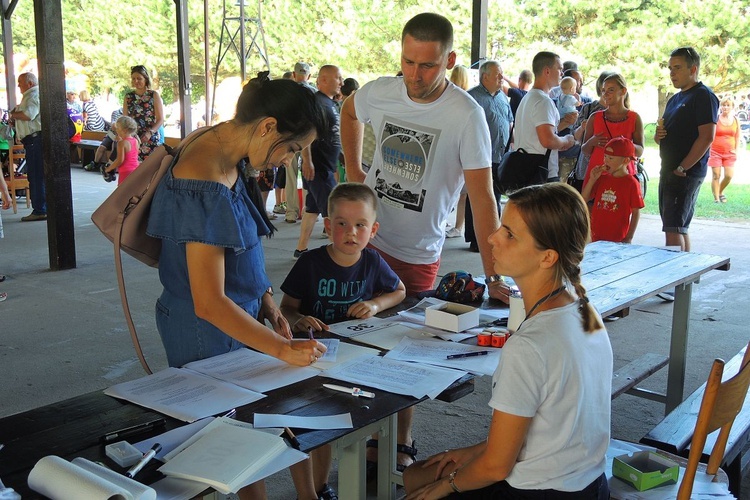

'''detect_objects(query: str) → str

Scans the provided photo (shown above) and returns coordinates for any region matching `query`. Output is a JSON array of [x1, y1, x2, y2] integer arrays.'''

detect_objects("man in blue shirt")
[[654, 47, 718, 253], [464, 60, 512, 250]]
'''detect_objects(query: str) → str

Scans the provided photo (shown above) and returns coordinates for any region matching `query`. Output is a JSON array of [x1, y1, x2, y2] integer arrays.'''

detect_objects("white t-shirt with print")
[[354, 76, 492, 264]]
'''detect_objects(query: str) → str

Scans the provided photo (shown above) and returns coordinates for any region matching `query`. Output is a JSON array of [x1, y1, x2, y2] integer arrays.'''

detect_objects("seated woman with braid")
[[404, 183, 612, 500]]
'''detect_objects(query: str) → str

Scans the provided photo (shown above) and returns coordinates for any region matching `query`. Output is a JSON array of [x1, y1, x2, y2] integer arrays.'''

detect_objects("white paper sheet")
[[396, 297, 445, 324], [135, 418, 215, 460], [104, 367, 265, 422], [326, 316, 401, 338], [182, 348, 319, 393], [323, 356, 467, 399], [253, 413, 353, 430], [317, 338, 339, 362], [310, 341, 380, 370], [384, 337, 501, 376]]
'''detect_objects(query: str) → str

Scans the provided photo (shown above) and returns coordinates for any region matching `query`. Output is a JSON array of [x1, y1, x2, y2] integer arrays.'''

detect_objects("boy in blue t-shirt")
[[281, 182, 406, 333]]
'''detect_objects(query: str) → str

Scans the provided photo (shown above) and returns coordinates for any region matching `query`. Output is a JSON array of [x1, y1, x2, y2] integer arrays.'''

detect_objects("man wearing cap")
[[9, 73, 45, 221], [340, 12, 502, 472], [284, 62, 315, 223], [654, 46, 718, 253], [582, 136, 644, 243]]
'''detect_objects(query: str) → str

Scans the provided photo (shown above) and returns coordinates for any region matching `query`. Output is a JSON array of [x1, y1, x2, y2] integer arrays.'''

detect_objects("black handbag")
[[495, 147, 551, 195]]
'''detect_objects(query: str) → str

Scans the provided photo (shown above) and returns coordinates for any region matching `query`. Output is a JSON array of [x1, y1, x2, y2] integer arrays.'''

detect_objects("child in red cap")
[[582, 136, 644, 243]]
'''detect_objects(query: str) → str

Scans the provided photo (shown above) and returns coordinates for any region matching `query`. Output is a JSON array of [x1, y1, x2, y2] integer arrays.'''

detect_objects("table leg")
[[376, 414, 399, 500], [666, 282, 693, 414]]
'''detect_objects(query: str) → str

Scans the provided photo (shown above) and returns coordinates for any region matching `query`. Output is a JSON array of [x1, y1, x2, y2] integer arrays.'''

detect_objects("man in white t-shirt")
[[340, 12, 502, 472], [514, 52, 578, 181]]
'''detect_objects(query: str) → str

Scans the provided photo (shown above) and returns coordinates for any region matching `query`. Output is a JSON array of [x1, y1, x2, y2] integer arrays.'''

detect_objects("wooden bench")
[[612, 352, 669, 400], [641, 345, 750, 496], [76, 130, 107, 166], [75, 132, 182, 167]]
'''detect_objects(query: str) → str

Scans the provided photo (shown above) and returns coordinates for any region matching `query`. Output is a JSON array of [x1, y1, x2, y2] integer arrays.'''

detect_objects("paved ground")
[[1, 165, 749, 499]]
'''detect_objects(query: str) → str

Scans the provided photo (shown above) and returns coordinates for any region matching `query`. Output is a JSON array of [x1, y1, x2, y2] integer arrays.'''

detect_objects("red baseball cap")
[[604, 136, 636, 159]]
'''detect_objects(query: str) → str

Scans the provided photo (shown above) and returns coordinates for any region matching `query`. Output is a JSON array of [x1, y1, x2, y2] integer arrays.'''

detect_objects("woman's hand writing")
[[283, 339, 327, 367]]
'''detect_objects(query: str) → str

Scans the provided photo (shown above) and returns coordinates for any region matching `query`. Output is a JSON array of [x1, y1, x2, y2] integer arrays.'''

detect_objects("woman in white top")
[[404, 183, 612, 500]]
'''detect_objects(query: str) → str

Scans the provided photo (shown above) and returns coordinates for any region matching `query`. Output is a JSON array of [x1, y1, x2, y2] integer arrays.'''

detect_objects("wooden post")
[[34, 0, 76, 270]]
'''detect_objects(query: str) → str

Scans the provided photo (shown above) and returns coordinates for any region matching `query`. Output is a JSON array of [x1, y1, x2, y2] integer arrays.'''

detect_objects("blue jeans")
[[22, 133, 46, 214]]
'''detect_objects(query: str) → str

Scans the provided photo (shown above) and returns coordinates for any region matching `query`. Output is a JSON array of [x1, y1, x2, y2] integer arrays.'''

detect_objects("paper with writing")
[[253, 412, 353, 430], [323, 356, 467, 399], [104, 367, 265, 422], [384, 337, 501, 376]]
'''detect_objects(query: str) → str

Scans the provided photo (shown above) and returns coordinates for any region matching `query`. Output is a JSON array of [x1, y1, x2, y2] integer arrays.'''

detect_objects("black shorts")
[[446, 473, 609, 500], [658, 174, 702, 234], [304, 172, 337, 217]]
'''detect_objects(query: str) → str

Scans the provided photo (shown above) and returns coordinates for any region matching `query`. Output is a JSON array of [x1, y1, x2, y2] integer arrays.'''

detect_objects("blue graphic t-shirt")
[[281, 246, 401, 324]]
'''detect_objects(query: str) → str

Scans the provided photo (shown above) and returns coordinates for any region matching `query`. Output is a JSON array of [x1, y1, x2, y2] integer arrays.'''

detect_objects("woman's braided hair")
[[507, 183, 603, 333]]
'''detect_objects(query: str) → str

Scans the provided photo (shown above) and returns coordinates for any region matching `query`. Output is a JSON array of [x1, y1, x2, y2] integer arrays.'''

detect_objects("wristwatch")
[[265, 286, 274, 296], [676, 166, 686, 174]]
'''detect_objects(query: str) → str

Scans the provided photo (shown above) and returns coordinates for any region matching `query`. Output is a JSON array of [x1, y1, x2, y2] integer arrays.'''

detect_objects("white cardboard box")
[[424, 303, 480, 332]]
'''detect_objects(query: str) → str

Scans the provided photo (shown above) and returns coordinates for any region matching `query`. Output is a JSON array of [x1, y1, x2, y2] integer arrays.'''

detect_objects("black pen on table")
[[125, 443, 161, 478], [100, 418, 167, 443], [283, 427, 301, 449], [446, 351, 490, 360]]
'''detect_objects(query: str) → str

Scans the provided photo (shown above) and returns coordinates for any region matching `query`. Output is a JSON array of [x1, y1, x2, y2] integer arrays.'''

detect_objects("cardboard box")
[[612, 451, 679, 491], [424, 303, 480, 333]]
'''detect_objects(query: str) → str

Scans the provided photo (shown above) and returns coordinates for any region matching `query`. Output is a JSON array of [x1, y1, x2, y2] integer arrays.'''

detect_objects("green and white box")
[[612, 451, 679, 491]]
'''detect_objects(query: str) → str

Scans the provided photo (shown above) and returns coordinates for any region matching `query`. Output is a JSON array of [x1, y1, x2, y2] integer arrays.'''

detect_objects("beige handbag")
[[91, 145, 177, 374]]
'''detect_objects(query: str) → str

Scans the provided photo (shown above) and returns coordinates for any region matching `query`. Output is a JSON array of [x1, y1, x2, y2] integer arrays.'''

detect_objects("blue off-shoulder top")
[[146, 164, 272, 307]]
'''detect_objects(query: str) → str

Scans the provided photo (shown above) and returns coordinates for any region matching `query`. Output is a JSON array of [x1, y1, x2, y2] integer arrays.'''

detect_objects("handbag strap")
[[114, 211, 153, 374], [504, 123, 514, 155]]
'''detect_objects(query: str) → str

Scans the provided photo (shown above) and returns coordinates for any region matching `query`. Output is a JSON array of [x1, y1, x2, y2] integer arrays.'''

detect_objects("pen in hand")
[[125, 443, 161, 478], [308, 327, 315, 340]]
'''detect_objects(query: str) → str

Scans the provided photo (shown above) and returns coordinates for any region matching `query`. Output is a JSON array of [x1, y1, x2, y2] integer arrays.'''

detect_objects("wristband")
[[676, 166, 686, 173]]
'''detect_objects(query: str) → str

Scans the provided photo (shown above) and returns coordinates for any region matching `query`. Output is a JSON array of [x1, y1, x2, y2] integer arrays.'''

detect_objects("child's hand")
[[347, 300, 379, 319], [293, 316, 329, 334], [2, 199, 9, 210], [589, 164, 605, 183]]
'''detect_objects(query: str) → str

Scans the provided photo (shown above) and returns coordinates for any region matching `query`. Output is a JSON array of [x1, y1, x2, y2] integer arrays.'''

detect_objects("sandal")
[[719, 194, 727, 203], [365, 439, 419, 480], [0, 292, 7, 302]]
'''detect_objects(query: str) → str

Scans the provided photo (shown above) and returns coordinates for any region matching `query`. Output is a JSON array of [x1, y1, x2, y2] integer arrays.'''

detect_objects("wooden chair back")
[[678, 341, 750, 499], [8, 144, 30, 214]]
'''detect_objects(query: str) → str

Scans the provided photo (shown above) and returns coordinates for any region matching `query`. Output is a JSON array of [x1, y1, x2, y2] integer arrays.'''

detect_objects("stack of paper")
[[158, 419, 290, 494]]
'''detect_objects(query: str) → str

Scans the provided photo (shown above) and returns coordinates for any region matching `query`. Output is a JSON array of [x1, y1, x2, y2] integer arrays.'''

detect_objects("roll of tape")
[[477, 332, 492, 347]]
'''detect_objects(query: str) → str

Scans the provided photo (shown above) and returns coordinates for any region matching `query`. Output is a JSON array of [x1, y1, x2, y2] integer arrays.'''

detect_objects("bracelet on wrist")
[[448, 470, 462, 493]]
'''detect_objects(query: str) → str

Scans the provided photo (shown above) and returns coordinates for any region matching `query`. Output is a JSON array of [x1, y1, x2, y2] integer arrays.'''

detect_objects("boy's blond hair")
[[560, 76, 577, 93], [327, 182, 377, 216]]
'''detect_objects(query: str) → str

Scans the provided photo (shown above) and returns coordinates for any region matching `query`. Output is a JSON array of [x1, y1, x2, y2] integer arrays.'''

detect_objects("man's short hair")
[[20, 72, 37, 86], [562, 60, 578, 72], [671, 46, 701, 69], [402, 12, 453, 54], [532, 52, 559, 77], [519, 69, 533, 84], [328, 182, 378, 216], [479, 60, 500, 79]]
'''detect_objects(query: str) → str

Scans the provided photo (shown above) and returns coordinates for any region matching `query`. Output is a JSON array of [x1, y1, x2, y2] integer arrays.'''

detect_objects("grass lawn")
[[642, 177, 750, 222]]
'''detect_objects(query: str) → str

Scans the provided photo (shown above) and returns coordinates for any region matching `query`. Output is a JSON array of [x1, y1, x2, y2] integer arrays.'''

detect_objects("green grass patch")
[[642, 177, 750, 222]]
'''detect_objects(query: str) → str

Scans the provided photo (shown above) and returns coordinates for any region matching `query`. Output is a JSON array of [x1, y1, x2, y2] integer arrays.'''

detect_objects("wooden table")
[[0, 372, 472, 499], [582, 241, 730, 414]]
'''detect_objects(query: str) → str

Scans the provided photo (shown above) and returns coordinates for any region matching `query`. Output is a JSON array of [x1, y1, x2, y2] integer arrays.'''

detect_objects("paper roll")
[[27, 455, 156, 500], [507, 294, 525, 332]]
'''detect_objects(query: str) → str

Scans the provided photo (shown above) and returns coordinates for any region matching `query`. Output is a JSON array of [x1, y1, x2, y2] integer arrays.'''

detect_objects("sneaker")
[[320, 229, 328, 239], [317, 484, 338, 500], [0, 292, 6, 302], [83, 161, 99, 172], [446, 227, 463, 238], [657, 291, 675, 302], [266, 212, 278, 220], [285, 214, 298, 223], [21, 213, 47, 222], [293, 249, 307, 259], [273, 202, 287, 214]]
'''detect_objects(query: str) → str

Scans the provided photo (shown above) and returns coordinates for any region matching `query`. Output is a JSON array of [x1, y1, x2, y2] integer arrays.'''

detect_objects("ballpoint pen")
[[446, 351, 490, 360], [125, 443, 161, 478], [100, 418, 167, 443], [323, 383, 375, 398], [308, 327, 315, 340]]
